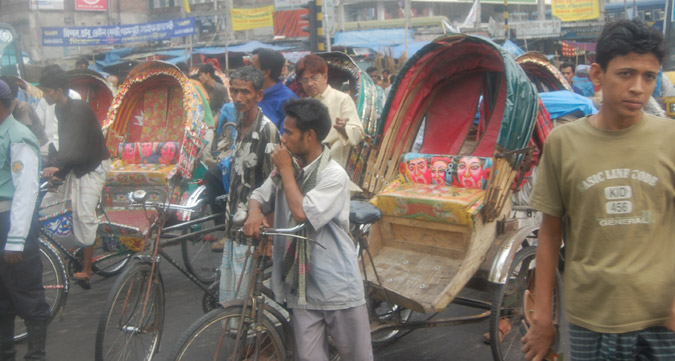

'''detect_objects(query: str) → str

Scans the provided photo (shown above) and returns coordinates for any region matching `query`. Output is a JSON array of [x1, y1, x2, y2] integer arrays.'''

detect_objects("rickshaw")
[[516, 52, 571, 93], [67, 68, 116, 126], [101, 60, 219, 283], [284, 51, 384, 187], [358, 34, 561, 361]]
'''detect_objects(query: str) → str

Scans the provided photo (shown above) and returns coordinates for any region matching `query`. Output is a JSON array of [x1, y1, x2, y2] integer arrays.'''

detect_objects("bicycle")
[[13, 180, 133, 343], [165, 222, 306, 361], [94, 189, 226, 361]]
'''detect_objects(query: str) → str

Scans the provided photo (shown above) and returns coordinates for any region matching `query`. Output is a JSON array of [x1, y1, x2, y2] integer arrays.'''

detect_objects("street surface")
[[15, 246, 568, 361]]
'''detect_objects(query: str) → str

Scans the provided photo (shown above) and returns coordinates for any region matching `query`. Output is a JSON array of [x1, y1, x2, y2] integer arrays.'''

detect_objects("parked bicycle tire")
[[13, 238, 68, 343], [180, 203, 220, 284], [95, 261, 165, 361], [489, 246, 562, 361], [167, 305, 286, 361]]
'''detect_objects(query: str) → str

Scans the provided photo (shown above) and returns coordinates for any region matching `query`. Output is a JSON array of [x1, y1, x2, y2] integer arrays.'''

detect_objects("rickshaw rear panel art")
[[363, 34, 541, 314]]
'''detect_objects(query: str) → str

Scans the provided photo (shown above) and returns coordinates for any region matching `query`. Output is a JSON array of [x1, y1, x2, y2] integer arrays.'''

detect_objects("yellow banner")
[[552, 0, 599, 22], [231, 5, 274, 31]]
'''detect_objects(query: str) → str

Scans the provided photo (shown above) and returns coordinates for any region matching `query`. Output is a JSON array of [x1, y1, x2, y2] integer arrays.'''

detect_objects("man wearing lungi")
[[39, 67, 111, 289]]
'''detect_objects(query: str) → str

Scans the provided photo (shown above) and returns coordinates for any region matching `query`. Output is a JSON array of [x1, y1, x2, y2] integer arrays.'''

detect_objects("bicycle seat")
[[349, 200, 382, 225], [215, 195, 228, 208]]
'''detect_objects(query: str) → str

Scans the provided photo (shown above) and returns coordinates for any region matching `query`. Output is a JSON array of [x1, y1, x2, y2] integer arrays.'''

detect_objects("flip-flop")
[[72, 272, 91, 290], [483, 318, 512, 344]]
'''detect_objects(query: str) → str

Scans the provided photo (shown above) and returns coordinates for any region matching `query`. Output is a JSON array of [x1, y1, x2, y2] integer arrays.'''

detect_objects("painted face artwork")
[[160, 142, 177, 164], [457, 156, 485, 189], [430, 157, 451, 185], [406, 157, 430, 184], [141, 142, 155, 158], [123, 143, 136, 163]]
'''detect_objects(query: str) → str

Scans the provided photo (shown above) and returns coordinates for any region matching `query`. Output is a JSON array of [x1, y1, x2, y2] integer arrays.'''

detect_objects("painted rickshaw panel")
[[362, 34, 541, 314], [102, 61, 211, 251]]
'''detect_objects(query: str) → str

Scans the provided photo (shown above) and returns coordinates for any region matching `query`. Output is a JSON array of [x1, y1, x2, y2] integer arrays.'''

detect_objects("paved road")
[[14, 245, 568, 361]]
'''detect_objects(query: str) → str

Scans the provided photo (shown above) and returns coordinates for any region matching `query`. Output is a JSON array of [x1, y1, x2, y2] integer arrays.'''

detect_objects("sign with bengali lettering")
[[42, 18, 195, 46], [75, 0, 107, 11], [231, 6, 275, 31], [552, 0, 600, 22]]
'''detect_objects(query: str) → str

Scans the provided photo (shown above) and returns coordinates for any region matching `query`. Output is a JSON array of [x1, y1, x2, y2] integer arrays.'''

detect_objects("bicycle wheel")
[[167, 305, 286, 361], [489, 246, 562, 361], [14, 239, 68, 343], [180, 204, 221, 284], [95, 262, 165, 361]]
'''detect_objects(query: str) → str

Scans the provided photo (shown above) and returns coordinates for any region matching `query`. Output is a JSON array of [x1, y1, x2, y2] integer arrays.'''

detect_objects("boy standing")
[[524, 20, 675, 360]]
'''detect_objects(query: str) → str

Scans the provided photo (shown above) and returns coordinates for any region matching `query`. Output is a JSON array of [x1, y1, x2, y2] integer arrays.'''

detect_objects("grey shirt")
[[250, 158, 365, 310]]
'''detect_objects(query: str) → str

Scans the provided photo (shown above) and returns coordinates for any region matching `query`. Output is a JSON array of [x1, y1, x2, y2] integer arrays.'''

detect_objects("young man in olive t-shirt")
[[523, 20, 675, 361]]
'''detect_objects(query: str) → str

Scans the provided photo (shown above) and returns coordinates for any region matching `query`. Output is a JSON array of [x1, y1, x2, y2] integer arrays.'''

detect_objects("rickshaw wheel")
[[370, 299, 413, 347], [489, 246, 562, 361]]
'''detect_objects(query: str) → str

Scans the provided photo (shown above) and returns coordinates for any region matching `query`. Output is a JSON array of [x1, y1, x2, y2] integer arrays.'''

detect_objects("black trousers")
[[0, 211, 50, 322], [204, 164, 226, 225]]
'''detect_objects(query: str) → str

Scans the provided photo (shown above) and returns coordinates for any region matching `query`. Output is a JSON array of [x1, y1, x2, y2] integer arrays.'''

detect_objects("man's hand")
[[334, 117, 348, 137], [4, 250, 23, 264], [41, 166, 60, 178], [521, 318, 556, 361], [271, 144, 293, 172], [243, 209, 269, 240]]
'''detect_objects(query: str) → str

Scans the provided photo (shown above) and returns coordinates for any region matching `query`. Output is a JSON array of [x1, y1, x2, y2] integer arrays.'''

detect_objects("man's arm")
[[4, 142, 40, 264], [244, 199, 269, 239], [521, 213, 563, 361], [260, 122, 281, 179], [334, 95, 364, 146]]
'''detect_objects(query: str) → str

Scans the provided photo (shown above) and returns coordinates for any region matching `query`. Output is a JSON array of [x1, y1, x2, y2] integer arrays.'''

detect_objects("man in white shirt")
[[295, 54, 364, 168]]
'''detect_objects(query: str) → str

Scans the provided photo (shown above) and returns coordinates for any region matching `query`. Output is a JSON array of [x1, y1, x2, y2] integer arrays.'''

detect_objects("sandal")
[[482, 318, 512, 344], [72, 272, 91, 290]]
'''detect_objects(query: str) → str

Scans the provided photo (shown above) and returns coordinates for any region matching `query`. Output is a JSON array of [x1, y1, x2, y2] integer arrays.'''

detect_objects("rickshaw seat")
[[350, 200, 382, 225], [106, 141, 181, 186]]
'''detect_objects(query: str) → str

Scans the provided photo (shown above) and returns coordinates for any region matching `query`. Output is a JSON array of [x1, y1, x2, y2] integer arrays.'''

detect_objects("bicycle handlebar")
[[235, 223, 326, 249]]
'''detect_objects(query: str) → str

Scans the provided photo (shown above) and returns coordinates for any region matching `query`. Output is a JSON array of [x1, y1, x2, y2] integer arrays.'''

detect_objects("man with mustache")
[[295, 54, 364, 169], [202, 66, 280, 303]]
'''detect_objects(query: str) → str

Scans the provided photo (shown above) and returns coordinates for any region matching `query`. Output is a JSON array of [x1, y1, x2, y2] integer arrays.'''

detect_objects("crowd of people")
[[1, 18, 675, 361]]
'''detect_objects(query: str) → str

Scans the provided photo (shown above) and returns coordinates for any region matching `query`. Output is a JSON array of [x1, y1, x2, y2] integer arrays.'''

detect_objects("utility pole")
[[404, 0, 411, 55], [475, 0, 482, 28], [538, 0, 545, 20]]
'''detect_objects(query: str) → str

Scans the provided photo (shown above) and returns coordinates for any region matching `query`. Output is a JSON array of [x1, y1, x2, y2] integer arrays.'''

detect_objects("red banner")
[[76, 0, 107, 11], [274, 9, 309, 38]]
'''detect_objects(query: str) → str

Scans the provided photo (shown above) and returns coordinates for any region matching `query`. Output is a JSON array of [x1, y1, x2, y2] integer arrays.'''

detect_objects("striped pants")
[[569, 323, 675, 361]]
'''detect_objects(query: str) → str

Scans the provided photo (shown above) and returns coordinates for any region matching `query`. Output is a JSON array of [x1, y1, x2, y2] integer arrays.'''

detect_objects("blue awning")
[[333, 28, 415, 49], [157, 41, 293, 58], [539, 90, 597, 119]]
